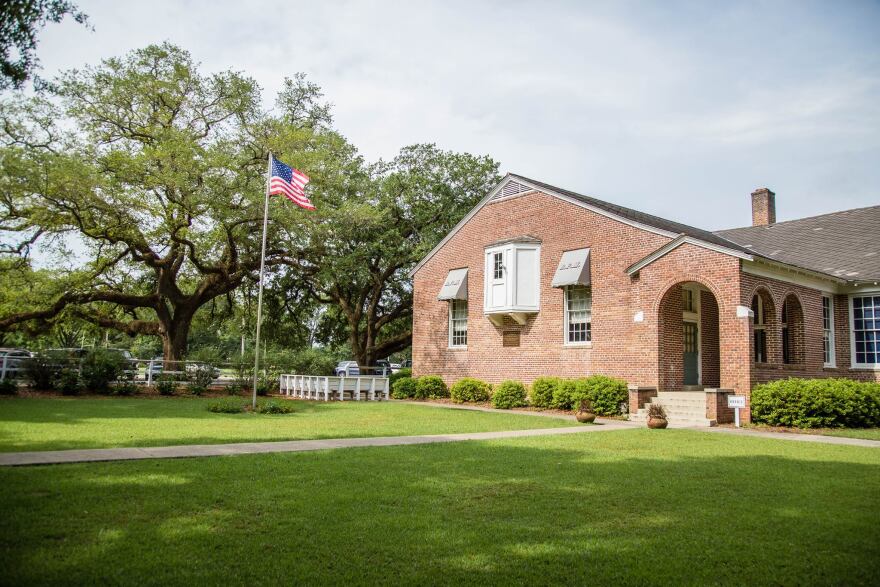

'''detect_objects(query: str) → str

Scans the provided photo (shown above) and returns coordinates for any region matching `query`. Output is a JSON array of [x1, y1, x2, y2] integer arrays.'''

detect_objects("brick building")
[[410, 174, 880, 425]]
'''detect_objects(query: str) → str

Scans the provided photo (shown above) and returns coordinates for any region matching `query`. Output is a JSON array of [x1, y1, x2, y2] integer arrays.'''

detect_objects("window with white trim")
[[822, 295, 834, 366], [852, 294, 880, 366], [449, 300, 468, 348], [752, 294, 767, 363], [492, 252, 503, 280], [565, 286, 592, 344]]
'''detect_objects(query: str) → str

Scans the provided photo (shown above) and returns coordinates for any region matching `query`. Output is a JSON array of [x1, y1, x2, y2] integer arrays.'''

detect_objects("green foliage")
[[450, 377, 491, 404], [113, 380, 139, 396], [569, 375, 628, 416], [187, 365, 214, 396], [551, 380, 577, 410], [751, 378, 880, 428], [80, 349, 124, 394], [207, 399, 245, 414], [24, 351, 63, 390], [256, 377, 275, 396], [155, 375, 176, 396], [255, 400, 294, 414], [225, 382, 245, 396], [0, 378, 17, 395], [491, 380, 528, 409], [389, 367, 412, 388], [55, 368, 80, 395], [391, 377, 417, 399], [0, 0, 90, 89], [415, 375, 448, 399], [530, 377, 562, 408]]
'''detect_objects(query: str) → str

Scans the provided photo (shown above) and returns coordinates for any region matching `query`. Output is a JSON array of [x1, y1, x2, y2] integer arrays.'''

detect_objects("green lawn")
[[0, 429, 877, 584], [0, 397, 573, 452], [821, 428, 880, 441]]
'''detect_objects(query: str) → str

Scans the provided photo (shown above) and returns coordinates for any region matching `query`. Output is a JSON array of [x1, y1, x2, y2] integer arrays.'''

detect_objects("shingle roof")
[[715, 206, 880, 281], [510, 174, 753, 255]]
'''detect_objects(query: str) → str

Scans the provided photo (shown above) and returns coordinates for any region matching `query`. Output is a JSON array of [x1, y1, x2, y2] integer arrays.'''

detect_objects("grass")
[[0, 397, 573, 452], [743, 423, 880, 442], [0, 429, 877, 584]]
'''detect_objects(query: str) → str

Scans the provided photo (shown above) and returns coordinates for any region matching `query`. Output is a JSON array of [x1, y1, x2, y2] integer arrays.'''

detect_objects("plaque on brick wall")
[[502, 330, 521, 347]]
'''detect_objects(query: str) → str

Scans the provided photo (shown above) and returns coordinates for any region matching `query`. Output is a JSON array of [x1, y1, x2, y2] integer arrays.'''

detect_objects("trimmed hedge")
[[415, 375, 449, 399], [530, 377, 562, 408], [389, 368, 412, 388], [391, 377, 417, 399], [492, 380, 528, 409], [751, 378, 880, 428], [450, 378, 492, 403], [552, 379, 578, 410], [570, 375, 628, 416]]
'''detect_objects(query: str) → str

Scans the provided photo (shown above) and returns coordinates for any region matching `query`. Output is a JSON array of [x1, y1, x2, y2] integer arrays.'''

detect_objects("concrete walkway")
[[0, 421, 635, 467]]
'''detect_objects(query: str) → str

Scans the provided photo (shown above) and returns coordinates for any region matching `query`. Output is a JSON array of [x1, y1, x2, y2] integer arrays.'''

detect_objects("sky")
[[34, 0, 880, 230]]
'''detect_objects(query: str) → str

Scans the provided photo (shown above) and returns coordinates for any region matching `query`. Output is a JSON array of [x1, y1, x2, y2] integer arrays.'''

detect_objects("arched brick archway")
[[750, 286, 778, 364], [781, 293, 805, 364], [657, 280, 721, 390]]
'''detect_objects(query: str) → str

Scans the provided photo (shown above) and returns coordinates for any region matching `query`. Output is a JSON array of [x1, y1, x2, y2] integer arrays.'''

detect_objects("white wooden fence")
[[279, 374, 390, 401]]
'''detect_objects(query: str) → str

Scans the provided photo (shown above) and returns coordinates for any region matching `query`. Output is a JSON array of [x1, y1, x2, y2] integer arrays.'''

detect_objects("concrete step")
[[657, 391, 707, 400], [629, 413, 716, 427], [653, 399, 707, 408]]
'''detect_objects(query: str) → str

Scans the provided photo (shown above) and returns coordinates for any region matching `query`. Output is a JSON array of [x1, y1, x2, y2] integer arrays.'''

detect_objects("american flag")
[[269, 156, 315, 210]]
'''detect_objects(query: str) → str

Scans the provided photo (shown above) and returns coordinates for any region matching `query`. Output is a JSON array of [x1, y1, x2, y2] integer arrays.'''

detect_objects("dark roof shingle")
[[715, 206, 880, 281]]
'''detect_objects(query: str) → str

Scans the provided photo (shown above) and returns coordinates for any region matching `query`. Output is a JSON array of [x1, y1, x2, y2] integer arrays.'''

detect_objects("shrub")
[[25, 352, 64, 390], [225, 382, 245, 396], [415, 375, 448, 399], [80, 349, 125, 394], [155, 375, 176, 396], [256, 400, 294, 414], [551, 379, 578, 410], [113, 380, 139, 396], [255, 377, 275, 396], [391, 377, 417, 399], [569, 375, 629, 416], [530, 377, 562, 408], [207, 398, 246, 413], [450, 378, 491, 403], [187, 365, 215, 396], [389, 368, 412, 388], [751, 378, 880, 428], [0, 378, 18, 395], [56, 368, 81, 396], [491, 380, 528, 409]]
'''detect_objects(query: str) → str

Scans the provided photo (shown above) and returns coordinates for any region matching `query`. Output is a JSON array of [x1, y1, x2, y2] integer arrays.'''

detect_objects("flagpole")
[[252, 152, 272, 410]]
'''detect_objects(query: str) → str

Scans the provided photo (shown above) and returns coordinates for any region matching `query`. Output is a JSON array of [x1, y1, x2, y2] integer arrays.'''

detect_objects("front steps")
[[629, 391, 716, 427]]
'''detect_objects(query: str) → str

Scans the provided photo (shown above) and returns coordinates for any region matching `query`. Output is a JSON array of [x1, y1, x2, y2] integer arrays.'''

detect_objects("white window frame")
[[822, 295, 835, 367], [448, 299, 468, 349], [563, 285, 592, 346], [483, 243, 541, 314], [849, 293, 880, 369]]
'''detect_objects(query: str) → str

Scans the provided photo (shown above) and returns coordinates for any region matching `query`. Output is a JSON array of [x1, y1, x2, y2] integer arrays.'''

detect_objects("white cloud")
[[29, 0, 880, 229]]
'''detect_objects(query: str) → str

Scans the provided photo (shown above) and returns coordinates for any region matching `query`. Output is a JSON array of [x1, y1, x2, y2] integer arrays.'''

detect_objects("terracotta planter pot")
[[647, 417, 668, 429], [575, 411, 596, 423]]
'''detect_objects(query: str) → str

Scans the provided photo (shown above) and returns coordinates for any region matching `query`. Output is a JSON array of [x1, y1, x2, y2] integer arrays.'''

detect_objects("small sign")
[[727, 395, 746, 408]]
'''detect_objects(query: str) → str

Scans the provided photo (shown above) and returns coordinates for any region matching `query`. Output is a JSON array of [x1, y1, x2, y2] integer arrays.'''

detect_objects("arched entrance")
[[657, 281, 721, 390]]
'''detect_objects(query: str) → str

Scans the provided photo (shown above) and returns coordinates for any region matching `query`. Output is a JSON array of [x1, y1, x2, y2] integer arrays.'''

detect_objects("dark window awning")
[[437, 268, 468, 300], [552, 248, 591, 287]]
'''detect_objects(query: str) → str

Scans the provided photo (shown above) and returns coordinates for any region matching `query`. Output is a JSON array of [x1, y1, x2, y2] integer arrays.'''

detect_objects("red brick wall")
[[412, 190, 672, 386], [412, 189, 750, 394], [740, 274, 880, 384], [701, 290, 721, 388]]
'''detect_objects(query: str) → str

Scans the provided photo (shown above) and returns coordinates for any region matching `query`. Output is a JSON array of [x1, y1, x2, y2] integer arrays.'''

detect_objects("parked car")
[[186, 362, 221, 379], [0, 348, 32, 376], [335, 361, 360, 376], [400, 359, 412, 369], [374, 360, 401, 375]]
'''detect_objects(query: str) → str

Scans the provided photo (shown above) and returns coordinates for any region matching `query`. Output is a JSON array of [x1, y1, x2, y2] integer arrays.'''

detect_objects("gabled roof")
[[716, 206, 880, 281], [409, 173, 752, 278]]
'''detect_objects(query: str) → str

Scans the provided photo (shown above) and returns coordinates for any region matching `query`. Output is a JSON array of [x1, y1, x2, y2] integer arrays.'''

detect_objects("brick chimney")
[[751, 188, 776, 226]]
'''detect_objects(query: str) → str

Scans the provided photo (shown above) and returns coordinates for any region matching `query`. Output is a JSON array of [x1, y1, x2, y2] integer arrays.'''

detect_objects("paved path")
[[0, 421, 635, 467]]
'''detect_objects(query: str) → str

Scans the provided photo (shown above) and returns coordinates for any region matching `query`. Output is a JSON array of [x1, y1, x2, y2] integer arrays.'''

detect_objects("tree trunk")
[[160, 310, 195, 363]]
